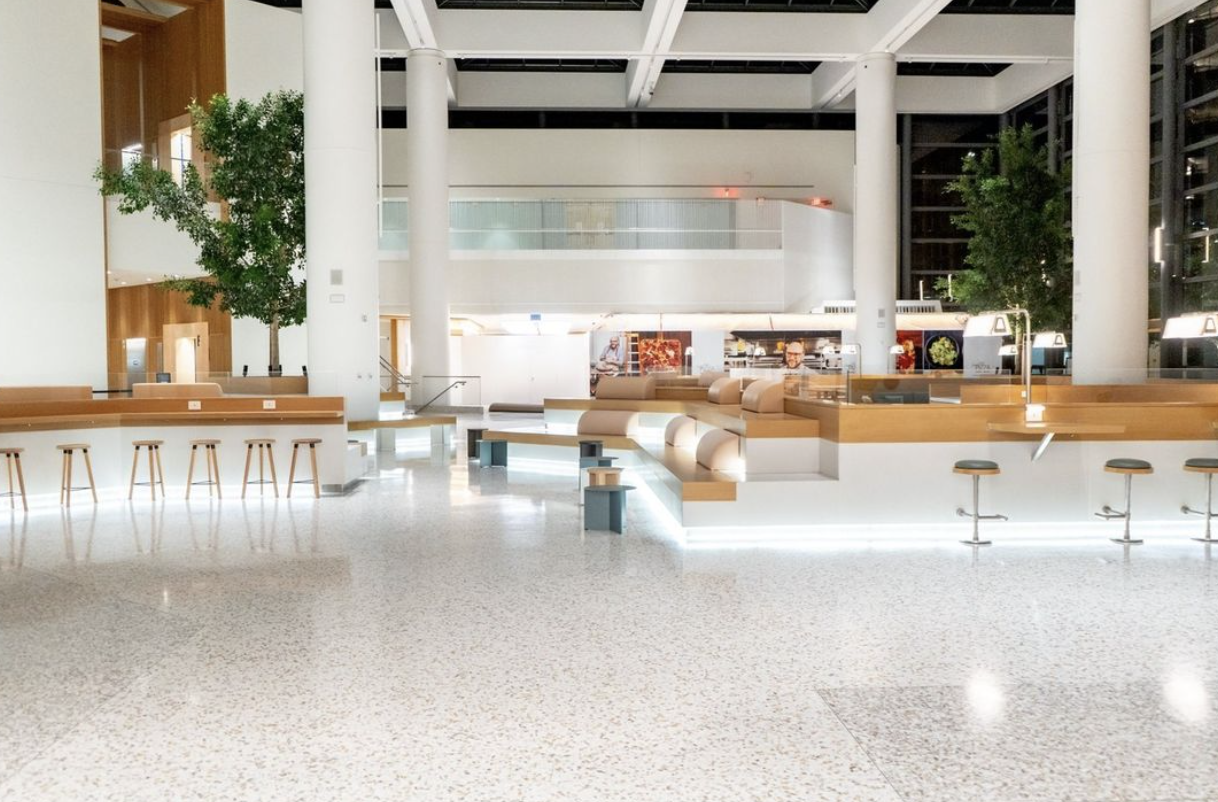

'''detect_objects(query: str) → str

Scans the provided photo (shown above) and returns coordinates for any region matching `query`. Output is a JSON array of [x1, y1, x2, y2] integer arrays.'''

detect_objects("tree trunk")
[[268, 316, 282, 377]]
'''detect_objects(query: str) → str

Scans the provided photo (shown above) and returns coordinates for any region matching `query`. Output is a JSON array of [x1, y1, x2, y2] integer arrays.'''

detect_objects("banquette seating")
[[594, 375, 657, 401], [577, 410, 640, 437], [741, 379, 785, 414]]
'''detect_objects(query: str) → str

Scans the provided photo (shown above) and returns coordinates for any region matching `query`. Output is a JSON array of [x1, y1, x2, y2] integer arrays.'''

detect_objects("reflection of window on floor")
[[169, 128, 192, 185], [120, 144, 142, 170]]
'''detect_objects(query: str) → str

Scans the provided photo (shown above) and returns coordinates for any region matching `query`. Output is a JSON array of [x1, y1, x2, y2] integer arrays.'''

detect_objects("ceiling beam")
[[99, 3, 167, 35], [811, 0, 953, 109], [386, 0, 458, 103], [625, 0, 689, 108]]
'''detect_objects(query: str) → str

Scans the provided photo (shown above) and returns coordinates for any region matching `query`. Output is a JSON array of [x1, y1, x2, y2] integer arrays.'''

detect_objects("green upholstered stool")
[[953, 460, 1006, 546], [479, 439, 508, 468], [1097, 458, 1154, 545], [1183, 458, 1218, 544], [584, 484, 634, 534]]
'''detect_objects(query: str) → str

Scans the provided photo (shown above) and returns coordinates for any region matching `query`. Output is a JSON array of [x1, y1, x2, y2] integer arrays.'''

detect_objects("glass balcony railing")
[[379, 198, 784, 252]]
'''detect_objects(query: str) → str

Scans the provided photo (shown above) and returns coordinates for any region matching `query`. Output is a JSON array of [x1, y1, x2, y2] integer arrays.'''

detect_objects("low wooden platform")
[[0, 397, 345, 434], [481, 429, 737, 502], [347, 415, 456, 432]]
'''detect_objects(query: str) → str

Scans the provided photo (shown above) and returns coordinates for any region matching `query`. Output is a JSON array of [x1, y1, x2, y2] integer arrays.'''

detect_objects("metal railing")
[[380, 198, 784, 251], [380, 356, 410, 393]]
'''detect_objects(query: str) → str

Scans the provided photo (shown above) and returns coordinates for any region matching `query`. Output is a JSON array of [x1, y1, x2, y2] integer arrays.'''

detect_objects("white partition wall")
[[0, 1, 106, 388]]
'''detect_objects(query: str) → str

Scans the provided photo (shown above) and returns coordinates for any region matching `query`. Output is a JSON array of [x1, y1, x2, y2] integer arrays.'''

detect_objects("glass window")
[[169, 127, 192, 186]]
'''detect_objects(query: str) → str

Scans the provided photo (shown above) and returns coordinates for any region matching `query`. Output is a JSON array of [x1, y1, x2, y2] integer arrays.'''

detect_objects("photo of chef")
[[894, 331, 924, 374], [589, 332, 626, 396]]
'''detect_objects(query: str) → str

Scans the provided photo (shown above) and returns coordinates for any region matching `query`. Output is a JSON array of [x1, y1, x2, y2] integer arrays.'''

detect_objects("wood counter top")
[[0, 397, 345, 434]]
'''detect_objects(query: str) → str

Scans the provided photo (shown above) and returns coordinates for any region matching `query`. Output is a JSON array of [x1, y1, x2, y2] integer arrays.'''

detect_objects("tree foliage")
[[939, 124, 1072, 333], [96, 91, 305, 369]]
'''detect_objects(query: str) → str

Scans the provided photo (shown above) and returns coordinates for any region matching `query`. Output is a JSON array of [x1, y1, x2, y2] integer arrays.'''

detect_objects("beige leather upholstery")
[[741, 379, 785, 414], [0, 386, 92, 403], [664, 415, 698, 447], [695, 428, 741, 471], [697, 371, 729, 388], [707, 377, 743, 406], [595, 375, 657, 401], [132, 382, 224, 399], [577, 410, 640, 436]]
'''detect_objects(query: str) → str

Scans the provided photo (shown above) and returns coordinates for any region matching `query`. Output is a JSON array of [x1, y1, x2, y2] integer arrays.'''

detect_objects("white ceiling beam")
[[991, 61, 1076, 113], [648, 72, 814, 109], [456, 71, 626, 108], [625, 0, 689, 108], [811, 0, 953, 109], [898, 15, 1073, 63]]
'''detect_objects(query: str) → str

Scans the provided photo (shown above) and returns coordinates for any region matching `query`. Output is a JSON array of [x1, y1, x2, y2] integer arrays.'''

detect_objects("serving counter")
[[0, 396, 354, 499]]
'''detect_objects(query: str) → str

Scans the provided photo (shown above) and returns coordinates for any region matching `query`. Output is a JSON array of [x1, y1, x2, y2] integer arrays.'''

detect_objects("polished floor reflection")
[[1, 444, 1216, 802]]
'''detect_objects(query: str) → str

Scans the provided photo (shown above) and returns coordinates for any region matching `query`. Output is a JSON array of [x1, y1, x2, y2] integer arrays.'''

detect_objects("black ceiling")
[[897, 62, 1012, 77], [456, 58, 629, 71], [684, 0, 877, 11], [663, 60, 821, 74], [942, 0, 1074, 13]]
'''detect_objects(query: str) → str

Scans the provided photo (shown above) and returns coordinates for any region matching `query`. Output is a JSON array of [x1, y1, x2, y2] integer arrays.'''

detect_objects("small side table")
[[578, 454, 617, 492], [578, 440, 604, 459], [467, 428, 488, 460], [584, 484, 634, 534], [479, 438, 508, 468]]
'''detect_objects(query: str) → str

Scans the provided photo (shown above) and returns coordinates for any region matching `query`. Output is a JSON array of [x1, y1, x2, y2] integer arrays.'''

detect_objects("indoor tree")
[[939, 124, 1072, 335], [96, 90, 306, 376]]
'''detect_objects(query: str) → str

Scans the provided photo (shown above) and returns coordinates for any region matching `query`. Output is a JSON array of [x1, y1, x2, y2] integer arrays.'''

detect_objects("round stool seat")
[[245, 438, 276, 445], [292, 438, 322, 445], [954, 459, 1000, 475], [1105, 458, 1153, 474], [1185, 458, 1218, 472], [132, 439, 164, 447], [190, 438, 221, 446], [0, 447, 24, 455], [56, 443, 90, 451]]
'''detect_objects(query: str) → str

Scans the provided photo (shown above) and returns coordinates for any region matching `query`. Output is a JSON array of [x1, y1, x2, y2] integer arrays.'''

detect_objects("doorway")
[[162, 322, 210, 383]]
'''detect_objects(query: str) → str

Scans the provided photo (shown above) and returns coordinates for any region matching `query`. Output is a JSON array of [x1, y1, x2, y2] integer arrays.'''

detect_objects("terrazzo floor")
[[1, 432, 1217, 802]]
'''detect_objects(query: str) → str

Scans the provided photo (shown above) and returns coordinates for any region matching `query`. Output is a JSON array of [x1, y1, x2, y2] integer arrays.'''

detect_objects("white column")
[[853, 52, 899, 375], [303, 0, 380, 422], [1072, 0, 1151, 384], [406, 49, 453, 406]]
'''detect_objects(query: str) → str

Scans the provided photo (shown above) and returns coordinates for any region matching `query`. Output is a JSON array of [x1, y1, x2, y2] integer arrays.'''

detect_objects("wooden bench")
[[347, 415, 457, 451]]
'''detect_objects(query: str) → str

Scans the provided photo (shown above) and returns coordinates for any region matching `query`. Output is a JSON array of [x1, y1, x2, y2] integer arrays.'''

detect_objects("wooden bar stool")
[[287, 438, 322, 498], [954, 460, 1007, 546], [128, 440, 167, 501], [1182, 458, 1218, 544], [242, 438, 279, 498], [57, 444, 98, 507], [1, 448, 28, 511], [186, 439, 223, 499], [1096, 458, 1154, 545]]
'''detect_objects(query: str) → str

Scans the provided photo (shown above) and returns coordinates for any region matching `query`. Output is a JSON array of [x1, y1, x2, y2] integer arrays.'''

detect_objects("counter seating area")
[[0, 387, 350, 502]]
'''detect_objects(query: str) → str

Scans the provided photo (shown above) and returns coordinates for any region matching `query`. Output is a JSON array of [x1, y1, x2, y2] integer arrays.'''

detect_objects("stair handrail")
[[413, 379, 468, 415], [380, 356, 410, 392]]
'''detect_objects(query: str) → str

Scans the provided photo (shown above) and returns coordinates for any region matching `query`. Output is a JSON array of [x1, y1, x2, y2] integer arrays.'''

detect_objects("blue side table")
[[479, 438, 508, 468], [578, 440, 604, 459], [578, 454, 618, 491], [584, 485, 634, 534]]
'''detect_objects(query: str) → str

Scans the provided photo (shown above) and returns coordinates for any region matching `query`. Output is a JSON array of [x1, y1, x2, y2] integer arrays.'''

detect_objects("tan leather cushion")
[[696, 428, 741, 471], [698, 371, 729, 388], [595, 375, 657, 400], [0, 386, 92, 403], [132, 382, 224, 399], [741, 379, 785, 413], [707, 377, 743, 405], [577, 410, 640, 436], [664, 414, 698, 447]]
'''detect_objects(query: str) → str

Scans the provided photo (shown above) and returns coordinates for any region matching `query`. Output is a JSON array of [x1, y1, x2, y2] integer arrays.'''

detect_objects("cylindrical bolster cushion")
[[132, 382, 224, 399], [664, 414, 698, 447], [698, 371, 729, 388], [577, 410, 640, 436], [594, 375, 657, 400], [741, 379, 785, 413], [696, 428, 741, 471], [707, 377, 743, 405]]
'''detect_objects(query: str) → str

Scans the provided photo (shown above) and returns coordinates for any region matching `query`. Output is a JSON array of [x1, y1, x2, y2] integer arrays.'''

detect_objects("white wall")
[[225, 0, 307, 374], [0, 1, 107, 388], [382, 129, 856, 210], [379, 251, 786, 315], [782, 202, 854, 313], [458, 334, 591, 404]]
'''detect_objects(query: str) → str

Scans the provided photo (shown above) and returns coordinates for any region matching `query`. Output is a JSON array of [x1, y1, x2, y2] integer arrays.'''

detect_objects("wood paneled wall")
[[99, 0, 226, 162], [106, 284, 232, 390]]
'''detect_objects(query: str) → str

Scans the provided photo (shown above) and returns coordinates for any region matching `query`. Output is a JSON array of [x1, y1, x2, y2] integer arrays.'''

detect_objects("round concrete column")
[[303, 0, 380, 421], [853, 52, 899, 375], [1071, 0, 1151, 384]]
